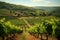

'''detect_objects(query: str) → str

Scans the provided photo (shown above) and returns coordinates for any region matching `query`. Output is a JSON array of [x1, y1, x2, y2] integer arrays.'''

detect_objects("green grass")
[[26, 16, 60, 26], [0, 16, 59, 27], [0, 9, 10, 14], [0, 16, 16, 20], [9, 19, 27, 26], [0, 16, 27, 27]]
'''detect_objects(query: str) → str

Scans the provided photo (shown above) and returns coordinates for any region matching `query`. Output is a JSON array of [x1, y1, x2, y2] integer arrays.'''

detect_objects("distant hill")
[[34, 6, 60, 16], [0, 1, 35, 12], [34, 6, 60, 12], [0, 1, 60, 17], [0, 1, 44, 17]]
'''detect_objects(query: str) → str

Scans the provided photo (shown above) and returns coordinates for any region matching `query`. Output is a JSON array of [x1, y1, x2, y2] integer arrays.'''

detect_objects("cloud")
[[44, 1, 60, 6], [45, 1, 52, 5], [31, 0, 43, 2]]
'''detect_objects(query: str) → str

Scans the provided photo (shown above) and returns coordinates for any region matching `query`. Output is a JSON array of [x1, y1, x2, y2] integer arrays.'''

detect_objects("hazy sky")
[[0, 0, 60, 7]]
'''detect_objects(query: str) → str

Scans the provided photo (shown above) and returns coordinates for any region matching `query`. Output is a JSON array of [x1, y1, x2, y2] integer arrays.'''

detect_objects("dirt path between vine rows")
[[22, 18, 32, 27], [16, 31, 40, 40]]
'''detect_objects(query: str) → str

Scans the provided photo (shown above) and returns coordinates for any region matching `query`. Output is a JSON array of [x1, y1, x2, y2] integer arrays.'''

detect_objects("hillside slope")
[[0, 1, 60, 17], [34, 6, 60, 16], [0, 1, 44, 17]]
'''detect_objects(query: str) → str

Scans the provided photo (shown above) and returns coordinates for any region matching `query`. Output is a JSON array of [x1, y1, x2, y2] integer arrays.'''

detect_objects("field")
[[0, 16, 60, 40], [0, 1, 60, 40], [26, 16, 60, 26], [0, 16, 27, 27]]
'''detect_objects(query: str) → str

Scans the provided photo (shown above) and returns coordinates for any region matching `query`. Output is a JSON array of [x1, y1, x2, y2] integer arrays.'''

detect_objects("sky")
[[0, 0, 60, 7]]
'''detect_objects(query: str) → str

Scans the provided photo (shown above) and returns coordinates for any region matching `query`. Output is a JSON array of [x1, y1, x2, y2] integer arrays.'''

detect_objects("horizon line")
[[0, 1, 60, 7]]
